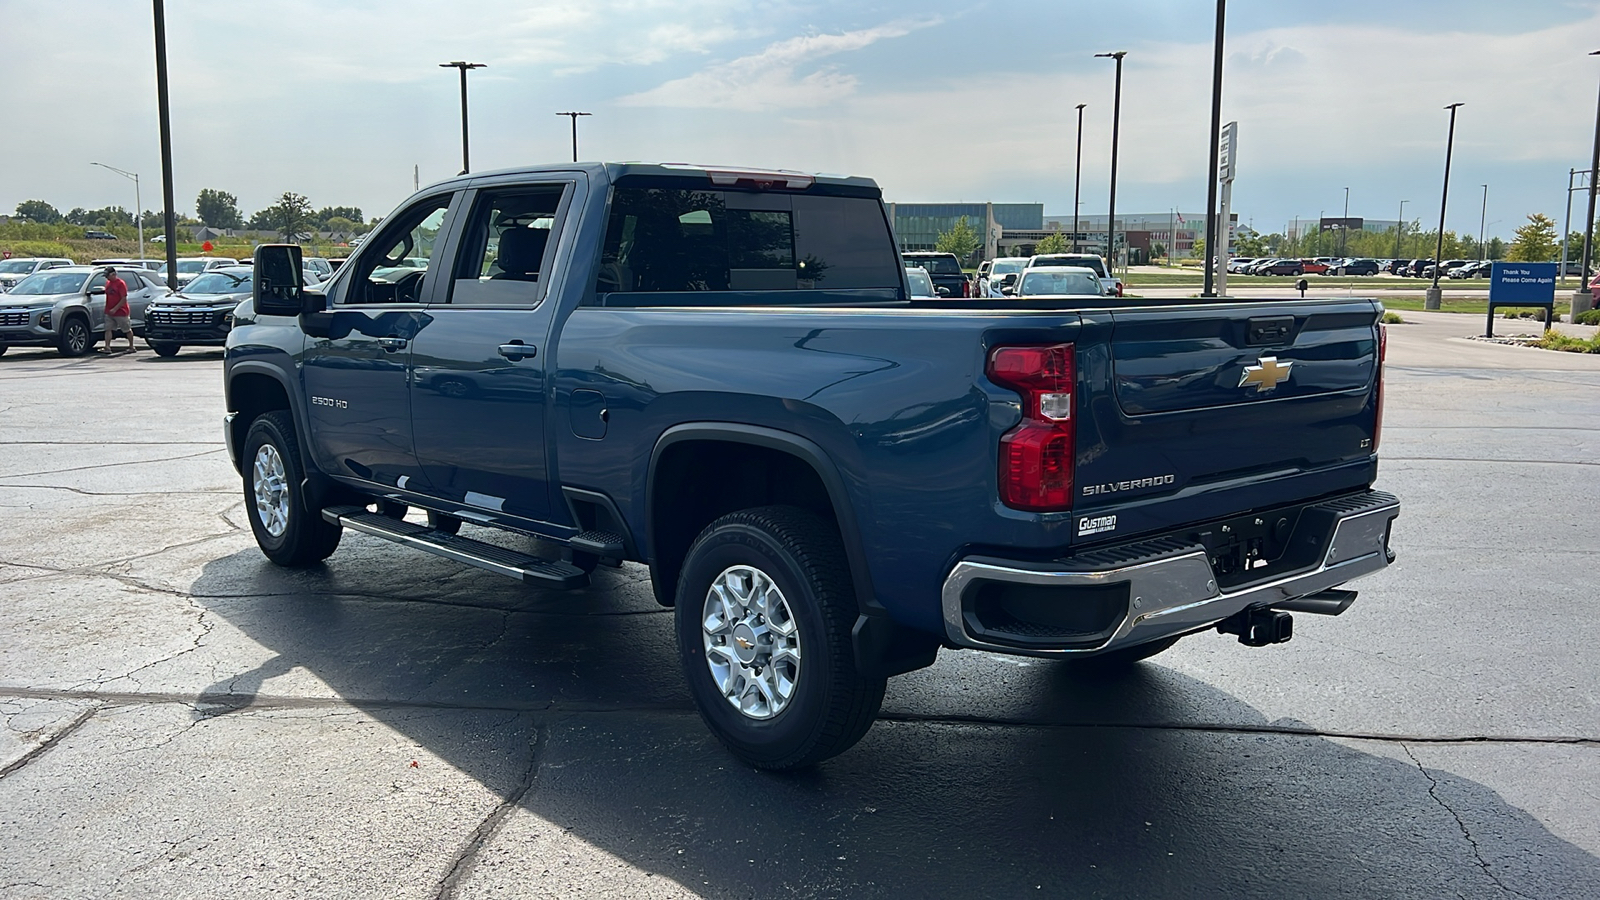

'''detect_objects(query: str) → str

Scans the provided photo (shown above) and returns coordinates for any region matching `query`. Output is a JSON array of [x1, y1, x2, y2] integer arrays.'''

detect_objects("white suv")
[[1024, 253, 1123, 297], [0, 257, 74, 292]]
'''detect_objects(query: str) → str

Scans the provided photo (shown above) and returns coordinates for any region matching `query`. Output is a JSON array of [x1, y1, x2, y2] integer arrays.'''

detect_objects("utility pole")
[[440, 61, 486, 174], [1341, 186, 1349, 257], [557, 111, 592, 162], [1478, 184, 1488, 260], [1561, 169, 1586, 286], [152, 0, 179, 286], [1072, 103, 1086, 254], [1201, 0, 1226, 296], [1095, 51, 1127, 273], [1426, 103, 1464, 309], [1578, 49, 1600, 317], [1396, 199, 1408, 260]]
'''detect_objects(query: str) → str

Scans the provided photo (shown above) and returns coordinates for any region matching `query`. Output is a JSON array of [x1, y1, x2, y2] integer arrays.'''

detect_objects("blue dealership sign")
[[1489, 262, 1556, 303]]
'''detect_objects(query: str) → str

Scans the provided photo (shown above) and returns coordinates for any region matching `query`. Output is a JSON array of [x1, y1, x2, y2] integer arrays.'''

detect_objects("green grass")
[[1534, 330, 1600, 353], [1372, 296, 1488, 313]]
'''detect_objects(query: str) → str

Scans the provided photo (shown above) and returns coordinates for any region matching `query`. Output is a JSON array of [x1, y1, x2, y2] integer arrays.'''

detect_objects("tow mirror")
[[936, 286, 952, 297], [254, 244, 306, 316]]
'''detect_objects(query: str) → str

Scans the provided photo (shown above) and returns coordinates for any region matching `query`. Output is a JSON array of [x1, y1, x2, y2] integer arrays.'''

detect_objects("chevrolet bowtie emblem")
[[1239, 356, 1293, 392], [736, 636, 753, 649]]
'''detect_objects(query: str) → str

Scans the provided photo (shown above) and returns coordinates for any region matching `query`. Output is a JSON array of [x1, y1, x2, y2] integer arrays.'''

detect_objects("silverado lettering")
[[1082, 474, 1176, 496]]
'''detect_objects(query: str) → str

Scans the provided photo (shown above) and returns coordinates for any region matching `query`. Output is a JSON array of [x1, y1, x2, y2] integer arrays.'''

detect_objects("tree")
[[196, 189, 243, 229], [265, 191, 314, 243], [1486, 237, 1507, 260], [14, 200, 62, 224], [322, 216, 357, 234], [1150, 241, 1166, 261], [315, 206, 363, 228], [1190, 236, 1205, 260], [65, 205, 132, 227], [1033, 232, 1069, 254], [1508, 213, 1558, 262], [935, 216, 980, 261]]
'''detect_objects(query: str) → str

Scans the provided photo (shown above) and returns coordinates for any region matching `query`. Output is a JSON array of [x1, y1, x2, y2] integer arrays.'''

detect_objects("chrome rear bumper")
[[941, 491, 1399, 658]]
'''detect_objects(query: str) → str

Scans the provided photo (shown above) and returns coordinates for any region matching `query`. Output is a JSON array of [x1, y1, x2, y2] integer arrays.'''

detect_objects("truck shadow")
[[187, 544, 1600, 899]]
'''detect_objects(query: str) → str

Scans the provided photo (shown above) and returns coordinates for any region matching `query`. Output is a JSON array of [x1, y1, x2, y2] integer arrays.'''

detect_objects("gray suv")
[[0, 266, 168, 357]]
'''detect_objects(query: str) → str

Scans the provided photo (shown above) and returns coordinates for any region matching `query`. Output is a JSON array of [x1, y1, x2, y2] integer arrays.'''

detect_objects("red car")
[[1299, 258, 1329, 275]]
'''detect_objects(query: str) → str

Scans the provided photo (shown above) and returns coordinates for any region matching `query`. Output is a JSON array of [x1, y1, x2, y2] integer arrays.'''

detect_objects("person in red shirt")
[[101, 267, 135, 352]]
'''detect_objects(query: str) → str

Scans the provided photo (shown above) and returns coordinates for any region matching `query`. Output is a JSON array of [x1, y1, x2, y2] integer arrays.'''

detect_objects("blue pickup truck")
[[225, 162, 1398, 769]]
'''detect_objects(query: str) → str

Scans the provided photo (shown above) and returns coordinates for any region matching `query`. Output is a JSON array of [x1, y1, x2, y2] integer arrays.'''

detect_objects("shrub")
[[1534, 331, 1600, 353], [4, 240, 76, 259], [1575, 309, 1600, 326], [1380, 311, 1405, 324]]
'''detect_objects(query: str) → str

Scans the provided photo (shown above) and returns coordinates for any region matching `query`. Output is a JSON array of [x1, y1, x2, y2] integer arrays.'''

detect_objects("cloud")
[[618, 20, 936, 111]]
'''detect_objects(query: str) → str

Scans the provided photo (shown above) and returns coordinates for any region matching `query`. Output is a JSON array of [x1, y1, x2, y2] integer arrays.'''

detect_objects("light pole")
[[1072, 102, 1086, 253], [557, 111, 591, 163], [1478, 184, 1488, 260], [440, 61, 486, 174], [1396, 199, 1408, 260], [1427, 102, 1464, 309], [1201, 0, 1226, 296], [1095, 51, 1127, 273], [1341, 186, 1349, 257], [91, 162, 143, 261], [152, 0, 179, 286], [1579, 50, 1600, 304]]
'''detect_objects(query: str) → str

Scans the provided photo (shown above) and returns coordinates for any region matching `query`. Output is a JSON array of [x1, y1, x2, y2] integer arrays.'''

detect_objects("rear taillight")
[[1373, 322, 1387, 451], [989, 344, 1075, 511], [962, 279, 971, 298]]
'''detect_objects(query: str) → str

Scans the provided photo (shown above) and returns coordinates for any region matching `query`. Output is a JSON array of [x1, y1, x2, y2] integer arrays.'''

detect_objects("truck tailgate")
[[1071, 300, 1382, 543]]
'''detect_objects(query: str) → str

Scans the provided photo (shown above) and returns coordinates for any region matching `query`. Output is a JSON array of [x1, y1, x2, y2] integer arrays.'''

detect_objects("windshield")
[[159, 260, 209, 275], [1032, 255, 1106, 277], [183, 271, 251, 294], [1018, 270, 1103, 296], [7, 272, 87, 295], [991, 259, 1026, 276], [906, 256, 962, 275], [905, 267, 936, 297], [0, 260, 41, 275]]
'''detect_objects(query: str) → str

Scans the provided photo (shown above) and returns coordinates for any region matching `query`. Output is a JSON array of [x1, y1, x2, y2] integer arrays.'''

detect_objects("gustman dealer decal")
[[1077, 514, 1117, 537]]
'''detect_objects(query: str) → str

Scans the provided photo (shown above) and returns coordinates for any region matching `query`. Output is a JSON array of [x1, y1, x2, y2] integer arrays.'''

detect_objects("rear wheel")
[[148, 341, 181, 357], [57, 315, 91, 357], [243, 411, 342, 566], [675, 506, 884, 770]]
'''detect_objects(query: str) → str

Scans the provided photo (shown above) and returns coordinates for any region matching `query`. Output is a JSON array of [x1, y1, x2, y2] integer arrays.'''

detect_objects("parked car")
[[1012, 266, 1105, 297], [83, 229, 117, 240], [1421, 259, 1473, 280], [980, 256, 1029, 297], [226, 160, 1397, 770], [1299, 259, 1329, 275], [1449, 260, 1491, 279], [1382, 259, 1409, 275], [0, 265, 167, 356], [1330, 258, 1380, 276], [904, 266, 937, 299], [157, 256, 241, 288], [901, 251, 969, 298], [142, 266, 251, 356], [1258, 258, 1305, 276], [1226, 257, 1257, 274], [0, 257, 74, 292], [1024, 253, 1122, 296], [91, 257, 161, 271]]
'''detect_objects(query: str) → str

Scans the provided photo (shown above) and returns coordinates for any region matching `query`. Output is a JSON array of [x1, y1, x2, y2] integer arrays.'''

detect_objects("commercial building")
[[885, 203, 1043, 256]]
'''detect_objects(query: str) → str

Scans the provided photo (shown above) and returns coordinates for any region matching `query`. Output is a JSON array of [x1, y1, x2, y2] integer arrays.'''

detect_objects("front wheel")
[[242, 410, 342, 566], [675, 506, 884, 770], [148, 341, 181, 357], [57, 316, 91, 357]]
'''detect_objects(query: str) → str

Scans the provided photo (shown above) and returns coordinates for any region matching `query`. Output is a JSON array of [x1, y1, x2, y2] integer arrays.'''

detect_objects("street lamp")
[[557, 111, 591, 163], [90, 162, 143, 261], [1095, 51, 1127, 272], [1427, 102, 1464, 309], [1341, 186, 1350, 257], [1478, 184, 1488, 261], [440, 61, 487, 174], [1580, 50, 1600, 299], [1396, 199, 1408, 259], [1072, 103, 1086, 253]]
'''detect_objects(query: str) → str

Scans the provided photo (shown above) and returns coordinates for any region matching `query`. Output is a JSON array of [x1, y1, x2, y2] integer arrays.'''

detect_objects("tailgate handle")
[[1247, 316, 1295, 346]]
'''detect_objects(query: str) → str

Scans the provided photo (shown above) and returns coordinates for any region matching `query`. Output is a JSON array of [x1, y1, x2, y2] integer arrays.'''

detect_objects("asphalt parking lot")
[[2, 313, 1598, 899]]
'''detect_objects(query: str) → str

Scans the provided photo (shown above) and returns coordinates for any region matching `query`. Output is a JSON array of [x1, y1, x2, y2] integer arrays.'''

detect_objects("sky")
[[5, 0, 1600, 241]]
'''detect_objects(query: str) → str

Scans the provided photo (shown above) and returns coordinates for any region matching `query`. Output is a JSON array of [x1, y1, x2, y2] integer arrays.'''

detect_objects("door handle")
[[498, 342, 536, 361], [377, 336, 408, 352]]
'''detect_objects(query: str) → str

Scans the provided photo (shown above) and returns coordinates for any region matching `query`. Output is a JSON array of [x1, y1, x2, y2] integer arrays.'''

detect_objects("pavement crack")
[[0, 447, 225, 480], [0, 483, 235, 497], [0, 705, 100, 780], [1401, 743, 1534, 900], [432, 720, 546, 900]]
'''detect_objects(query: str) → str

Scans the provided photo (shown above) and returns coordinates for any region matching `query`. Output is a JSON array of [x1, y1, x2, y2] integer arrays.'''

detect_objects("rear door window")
[[447, 184, 570, 306], [595, 185, 900, 303]]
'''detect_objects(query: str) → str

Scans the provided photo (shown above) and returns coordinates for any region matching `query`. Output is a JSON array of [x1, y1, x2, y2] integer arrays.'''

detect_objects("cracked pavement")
[[1, 316, 1598, 898]]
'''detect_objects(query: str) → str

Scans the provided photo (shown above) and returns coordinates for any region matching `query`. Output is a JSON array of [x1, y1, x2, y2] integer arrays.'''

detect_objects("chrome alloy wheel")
[[702, 565, 802, 720], [252, 444, 290, 538]]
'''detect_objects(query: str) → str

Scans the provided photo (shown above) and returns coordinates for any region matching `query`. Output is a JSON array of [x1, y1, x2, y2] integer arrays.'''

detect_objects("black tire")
[[242, 411, 342, 566], [0, 345, 8, 357], [57, 315, 91, 357], [148, 341, 181, 357], [426, 510, 462, 535], [1065, 635, 1181, 670], [675, 505, 884, 770]]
